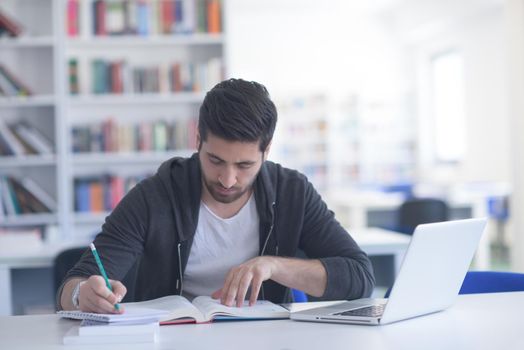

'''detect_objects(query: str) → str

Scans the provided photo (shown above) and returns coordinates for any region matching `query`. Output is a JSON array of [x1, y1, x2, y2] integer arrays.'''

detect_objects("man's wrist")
[[71, 280, 85, 309], [60, 277, 86, 311]]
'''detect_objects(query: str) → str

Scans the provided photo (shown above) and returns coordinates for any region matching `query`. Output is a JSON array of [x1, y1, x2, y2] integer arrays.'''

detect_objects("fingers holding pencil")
[[80, 275, 127, 314]]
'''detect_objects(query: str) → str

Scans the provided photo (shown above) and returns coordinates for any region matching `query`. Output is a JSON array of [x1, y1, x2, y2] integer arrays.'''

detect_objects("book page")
[[192, 296, 289, 321], [124, 295, 206, 323]]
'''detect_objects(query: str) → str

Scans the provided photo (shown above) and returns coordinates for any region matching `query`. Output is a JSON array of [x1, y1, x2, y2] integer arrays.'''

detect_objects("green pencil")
[[90, 243, 120, 311]]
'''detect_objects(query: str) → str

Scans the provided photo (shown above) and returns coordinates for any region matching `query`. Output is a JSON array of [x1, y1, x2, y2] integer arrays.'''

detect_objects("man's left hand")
[[211, 256, 276, 307]]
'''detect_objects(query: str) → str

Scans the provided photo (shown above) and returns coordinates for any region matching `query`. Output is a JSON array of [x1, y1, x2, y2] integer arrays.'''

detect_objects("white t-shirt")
[[182, 194, 260, 300]]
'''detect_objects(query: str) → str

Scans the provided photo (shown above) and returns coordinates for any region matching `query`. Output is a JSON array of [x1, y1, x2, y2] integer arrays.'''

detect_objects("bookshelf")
[[329, 94, 416, 189], [0, 0, 226, 242], [271, 95, 330, 192], [271, 93, 416, 195]]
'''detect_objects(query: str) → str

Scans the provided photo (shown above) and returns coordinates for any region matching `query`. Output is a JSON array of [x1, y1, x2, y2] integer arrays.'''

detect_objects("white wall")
[[506, 0, 524, 272], [225, 0, 511, 184], [404, 3, 511, 184], [224, 0, 407, 100]]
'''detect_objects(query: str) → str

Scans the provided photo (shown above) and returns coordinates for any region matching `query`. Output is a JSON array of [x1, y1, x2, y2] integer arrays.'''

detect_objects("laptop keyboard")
[[334, 304, 385, 317]]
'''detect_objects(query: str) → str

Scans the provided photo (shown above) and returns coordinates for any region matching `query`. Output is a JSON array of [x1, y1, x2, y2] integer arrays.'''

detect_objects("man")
[[58, 79, 375, 313]]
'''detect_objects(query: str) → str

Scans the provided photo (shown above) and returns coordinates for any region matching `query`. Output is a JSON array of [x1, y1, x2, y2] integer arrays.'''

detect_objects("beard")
[[202, 176, 254, 204]]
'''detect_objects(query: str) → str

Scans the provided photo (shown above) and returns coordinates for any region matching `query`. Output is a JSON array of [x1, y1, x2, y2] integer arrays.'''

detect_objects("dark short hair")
[[198, 78, 277, 152]]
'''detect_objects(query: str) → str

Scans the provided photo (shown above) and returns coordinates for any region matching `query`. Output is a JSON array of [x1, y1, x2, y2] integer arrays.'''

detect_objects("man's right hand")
[[61, 275, 127, 313]]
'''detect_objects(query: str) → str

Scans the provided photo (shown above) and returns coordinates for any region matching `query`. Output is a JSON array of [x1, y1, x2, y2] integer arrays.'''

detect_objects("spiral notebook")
[[58, 307, 169, 323]]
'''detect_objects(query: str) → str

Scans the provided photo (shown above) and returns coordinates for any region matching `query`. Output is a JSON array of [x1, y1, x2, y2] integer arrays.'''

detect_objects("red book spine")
[[111, 61, 123, 94], [162, 0, 174, 34], [67, 0, 79, 37], [96, 0, 107, 36], [110, 176, 125, 209]]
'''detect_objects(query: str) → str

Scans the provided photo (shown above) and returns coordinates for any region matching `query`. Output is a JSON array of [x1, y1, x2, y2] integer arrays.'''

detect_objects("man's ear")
[[263, 141, 272, 161], [196, 131, 202, 150]]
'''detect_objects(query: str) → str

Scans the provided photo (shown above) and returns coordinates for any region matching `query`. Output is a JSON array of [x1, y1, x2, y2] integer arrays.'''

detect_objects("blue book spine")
[[137, 1, 149, 36], [76, 180, 91, 212]]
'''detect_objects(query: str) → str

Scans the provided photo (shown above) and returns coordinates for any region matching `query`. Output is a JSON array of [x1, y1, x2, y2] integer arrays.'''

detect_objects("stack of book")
[[63, 319, 160, 345], [0, 176, 56, 217], [0, 121, 53, 156], [0, 64, 32, 97], [0, 227, 42, 254], [0, 8, 22, 37]]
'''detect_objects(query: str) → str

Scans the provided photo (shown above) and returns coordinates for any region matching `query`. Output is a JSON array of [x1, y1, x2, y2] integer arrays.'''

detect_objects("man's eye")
[[238, 164, 253, 169], [210, 157, 221, 164]]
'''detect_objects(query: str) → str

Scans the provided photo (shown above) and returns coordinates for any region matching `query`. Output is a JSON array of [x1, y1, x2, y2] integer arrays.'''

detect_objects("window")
[[430, 50, 466, 163]]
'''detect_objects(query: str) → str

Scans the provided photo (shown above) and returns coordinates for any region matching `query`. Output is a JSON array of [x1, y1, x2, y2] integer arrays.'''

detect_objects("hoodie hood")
[[157, 153, 202, 242]]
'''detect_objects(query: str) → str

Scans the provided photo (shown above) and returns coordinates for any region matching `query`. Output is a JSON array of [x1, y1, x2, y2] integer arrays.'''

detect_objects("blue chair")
[[459, 271, 524, 294], [292, 289, 308, 302], [384, 270, 524, 298]]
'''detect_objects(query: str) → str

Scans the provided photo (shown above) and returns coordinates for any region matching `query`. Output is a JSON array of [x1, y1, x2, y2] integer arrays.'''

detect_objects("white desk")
[[0, 292, 522, 350], [0, 229, 409, 316]]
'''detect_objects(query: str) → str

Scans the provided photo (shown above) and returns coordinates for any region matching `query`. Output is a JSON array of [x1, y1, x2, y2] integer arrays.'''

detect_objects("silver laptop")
[[291, 218, 487, 325]]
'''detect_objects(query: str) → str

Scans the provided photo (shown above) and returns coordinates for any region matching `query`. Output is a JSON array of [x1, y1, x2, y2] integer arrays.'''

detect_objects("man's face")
[[198, 133, 268, 204]]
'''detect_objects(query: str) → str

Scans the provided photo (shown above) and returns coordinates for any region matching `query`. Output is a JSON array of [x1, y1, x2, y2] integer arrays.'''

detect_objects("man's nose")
[[219, 167, 237, 188]]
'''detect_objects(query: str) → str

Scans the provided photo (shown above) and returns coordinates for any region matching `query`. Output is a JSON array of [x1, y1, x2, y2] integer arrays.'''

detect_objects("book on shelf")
[[75, 174, 149, 213], [60, 295, 290, 325], [0, 121, 25, 156], [0, 120, 53, 156], [72, 118, 197, 153], [66, 0, 79, 36], [74, 0, 222, 37], [81, 57, 222, 95], [0, 9, 23, 37], [68, 59, 79, 94], [12, 122, 54, 155], [0, 64, 32, 97], [20, 177, 57, 211], [0, 176, 55, 216], [0, 177, 16, 216]]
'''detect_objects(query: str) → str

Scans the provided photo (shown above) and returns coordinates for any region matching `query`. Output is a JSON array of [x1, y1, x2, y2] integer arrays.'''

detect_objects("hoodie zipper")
[[260, 202, 276, 300], [176, 242, 183, 295]]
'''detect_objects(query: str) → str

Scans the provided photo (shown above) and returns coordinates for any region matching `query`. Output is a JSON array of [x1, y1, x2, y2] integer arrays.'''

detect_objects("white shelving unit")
[[0, 0, 227, 242], [0, 0, 61, 234], [328, 94, 416, 190], [271, 95, 330, 192]]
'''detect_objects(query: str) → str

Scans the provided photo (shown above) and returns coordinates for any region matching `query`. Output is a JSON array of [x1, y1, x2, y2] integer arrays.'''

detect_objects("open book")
[[124, 295, 290, 324]]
